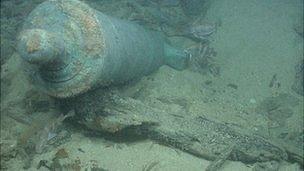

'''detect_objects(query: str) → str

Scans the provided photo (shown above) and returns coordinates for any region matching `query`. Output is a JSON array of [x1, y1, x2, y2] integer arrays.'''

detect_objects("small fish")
[[184, 21, 217, 41], [47, 132, 57, 141], [166, 20, 218, 42]]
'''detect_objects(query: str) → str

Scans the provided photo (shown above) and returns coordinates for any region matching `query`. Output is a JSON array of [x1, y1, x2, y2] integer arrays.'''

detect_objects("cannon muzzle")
[[18, 29, 67, 69]]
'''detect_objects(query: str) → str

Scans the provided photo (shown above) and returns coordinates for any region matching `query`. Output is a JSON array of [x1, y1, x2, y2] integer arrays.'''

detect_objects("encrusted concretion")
[[54, 0, 105, 56], [18, 0, 188, 98], [26, 32, 41, 54]]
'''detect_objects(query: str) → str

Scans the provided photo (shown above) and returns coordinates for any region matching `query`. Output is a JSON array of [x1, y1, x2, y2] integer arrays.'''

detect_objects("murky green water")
[[1, 0, 303, 170]]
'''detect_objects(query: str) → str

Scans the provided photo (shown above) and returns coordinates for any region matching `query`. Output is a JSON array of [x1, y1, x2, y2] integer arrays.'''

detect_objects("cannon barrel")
[[17, 0, 189, 98]]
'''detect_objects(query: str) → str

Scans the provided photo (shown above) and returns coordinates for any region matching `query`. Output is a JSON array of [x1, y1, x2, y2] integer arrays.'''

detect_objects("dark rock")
[[292, 60, 303, 96]]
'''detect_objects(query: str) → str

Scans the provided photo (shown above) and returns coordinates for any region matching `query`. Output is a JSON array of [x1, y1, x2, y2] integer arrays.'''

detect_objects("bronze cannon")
[[17, 0, 189, 98]]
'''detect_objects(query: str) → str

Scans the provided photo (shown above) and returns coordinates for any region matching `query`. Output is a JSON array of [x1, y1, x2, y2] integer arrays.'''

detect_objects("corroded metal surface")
[[55, 0, 105, 56], [17, 0, 189, 98]]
